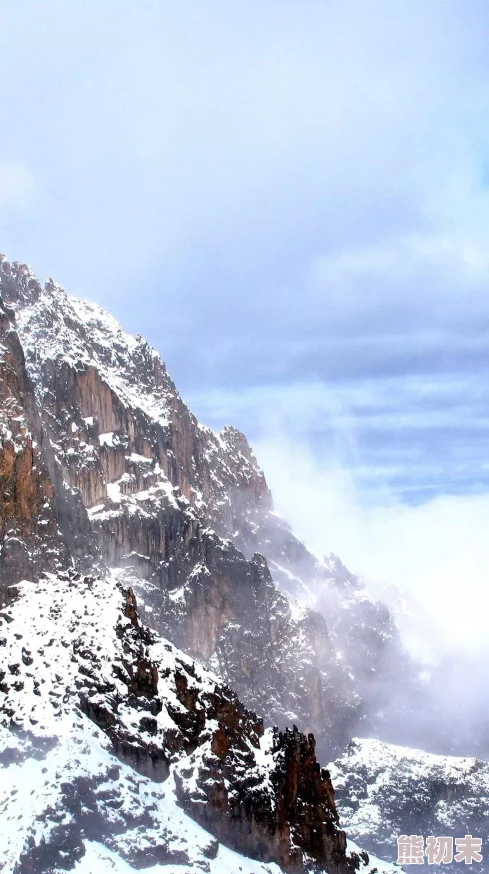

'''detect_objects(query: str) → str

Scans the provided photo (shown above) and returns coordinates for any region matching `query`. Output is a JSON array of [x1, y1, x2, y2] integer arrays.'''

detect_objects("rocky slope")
[[329, 738, 489, 873], [0, 296, 67, 600], [2, 254, 488, 873], [0, 570, 395, 874], [0, 259, 365, 759]]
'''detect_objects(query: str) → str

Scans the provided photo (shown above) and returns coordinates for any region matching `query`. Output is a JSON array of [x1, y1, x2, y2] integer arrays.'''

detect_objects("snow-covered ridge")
[[1, 265, 271, 531], [0, 574, 281, 873], [0, 570, 393, 873], [14, 282, 177, 427], [329, 737, 489, 871], [0, 261, 362, 765], [0, 258, 431, 873]]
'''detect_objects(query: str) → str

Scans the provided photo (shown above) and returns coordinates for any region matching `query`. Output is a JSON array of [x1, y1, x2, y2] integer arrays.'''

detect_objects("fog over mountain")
[[1, 260, 488, 873], [1, 3, 489, 872]]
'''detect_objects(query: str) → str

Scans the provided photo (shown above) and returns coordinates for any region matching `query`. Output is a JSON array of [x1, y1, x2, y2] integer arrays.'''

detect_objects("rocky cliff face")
[[0, 257, 392, 872], [2, 255, 486, 874], [0, 260, 363, 759], [0, 295, 66, 601], [0, 260, 434, 765], [0, 570, 392, 873]]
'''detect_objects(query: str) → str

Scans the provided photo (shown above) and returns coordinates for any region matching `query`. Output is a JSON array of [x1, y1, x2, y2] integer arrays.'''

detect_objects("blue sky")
[[2, 2, 489, 606]]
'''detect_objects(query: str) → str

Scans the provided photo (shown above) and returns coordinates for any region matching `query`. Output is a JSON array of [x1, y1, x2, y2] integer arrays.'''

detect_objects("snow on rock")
[[0, 571, 387, 873], [0, 265, 364, 761], [0, 260, 440, 873], [0, 297, 71, 600], [329, 737, 489, 871]]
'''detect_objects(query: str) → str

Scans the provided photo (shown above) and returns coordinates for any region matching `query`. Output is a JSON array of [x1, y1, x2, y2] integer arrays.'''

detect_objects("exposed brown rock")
[[79, 587, 355, 873], [0, 299, 65, 600], [123, 587, 140, 630], [0, 269, 359, 759]]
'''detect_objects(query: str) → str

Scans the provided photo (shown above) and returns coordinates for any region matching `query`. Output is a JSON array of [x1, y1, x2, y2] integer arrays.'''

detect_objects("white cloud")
[[254, 430, 489, 659]]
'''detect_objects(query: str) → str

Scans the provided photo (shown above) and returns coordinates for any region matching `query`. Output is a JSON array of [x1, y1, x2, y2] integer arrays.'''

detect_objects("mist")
[[254, 428, 487, 647], [253, 426, 489, 756]]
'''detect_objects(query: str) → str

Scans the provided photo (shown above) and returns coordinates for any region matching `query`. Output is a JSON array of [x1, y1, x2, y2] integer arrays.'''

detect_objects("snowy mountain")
[[1, 254, 487, 873], [0, 258, 370, 760], [0, 570, 394, 873], [0, 256, 404, 872], [329, 738, 489, 873]]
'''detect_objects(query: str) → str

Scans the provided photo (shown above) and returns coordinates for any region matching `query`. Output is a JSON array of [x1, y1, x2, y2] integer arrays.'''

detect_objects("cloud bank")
[[254, 430, 489, 658]]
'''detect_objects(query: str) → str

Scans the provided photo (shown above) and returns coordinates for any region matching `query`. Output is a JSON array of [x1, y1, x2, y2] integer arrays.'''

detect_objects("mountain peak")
[[3, 253, 474, 873]]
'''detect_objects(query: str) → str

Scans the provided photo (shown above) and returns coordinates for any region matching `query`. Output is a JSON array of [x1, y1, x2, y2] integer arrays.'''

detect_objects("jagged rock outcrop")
[[0, 260, 271, 527], [0, 263, 416, 757], [0, 572, 389, 873], [6, 255, 485, 873], [0, 261, 360, 758], [4, 253, 489, 874]]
